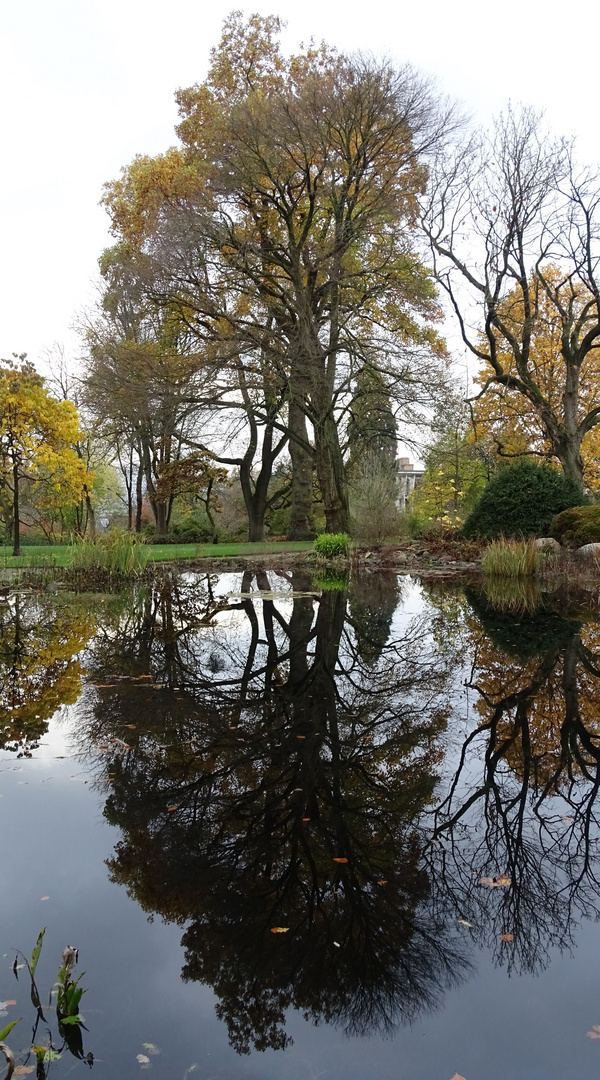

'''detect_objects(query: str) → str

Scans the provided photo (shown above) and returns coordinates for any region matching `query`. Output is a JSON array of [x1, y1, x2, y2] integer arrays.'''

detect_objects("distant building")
[[397, 457, 425, 510]]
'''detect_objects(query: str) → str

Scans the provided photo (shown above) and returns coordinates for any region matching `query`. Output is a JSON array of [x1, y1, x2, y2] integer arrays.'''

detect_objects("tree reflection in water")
[[0, 593, 94, 755], [73, 571, 600, 1054], [424, 581, 600, 977], [78, 571, 465, 1053]]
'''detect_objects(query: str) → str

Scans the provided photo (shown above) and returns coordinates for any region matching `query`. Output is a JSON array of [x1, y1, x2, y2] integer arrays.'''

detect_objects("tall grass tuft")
[[69, 531, 150, 577], [481, 538, 541, 578], [314, 533, 350, 559]]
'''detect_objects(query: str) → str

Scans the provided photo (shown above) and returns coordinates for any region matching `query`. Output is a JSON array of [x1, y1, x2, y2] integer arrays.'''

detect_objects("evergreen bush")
[[551, 504, 600, 547], [462, 461, 584, 540]]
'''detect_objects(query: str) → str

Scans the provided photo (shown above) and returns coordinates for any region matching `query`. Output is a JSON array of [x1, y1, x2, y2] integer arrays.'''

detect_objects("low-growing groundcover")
[[462, 461, 585, 540], [551, 504, 600, 548]]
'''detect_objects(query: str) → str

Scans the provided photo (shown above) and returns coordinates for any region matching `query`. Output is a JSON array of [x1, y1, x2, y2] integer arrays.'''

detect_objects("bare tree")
[[422, 106, 600, 488]]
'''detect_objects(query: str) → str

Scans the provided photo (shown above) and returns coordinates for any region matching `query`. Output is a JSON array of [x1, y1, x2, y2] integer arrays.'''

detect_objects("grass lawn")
[[0, 540, 314, 570]]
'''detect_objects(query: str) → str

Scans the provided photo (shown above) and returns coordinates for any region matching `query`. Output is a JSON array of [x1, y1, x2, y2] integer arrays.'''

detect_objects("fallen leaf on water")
[[167, 806, 177, 812], [143, 1044, 160, 1055], [377, 880, 388, 885], [333, 941, 340, 947], [562, 816, 574, 822], [497, 874, 512, 886], [270, 927, 289, 934], [14, 1068, 35, 1075], [333, 858, 348, 864], [480, 875, 511, 888], [126, 725, 136, 729], [137, 1054, 150, 1064], [0, 1001, 16, 1008], [296, 735, 306, 739], [587, 1025, 600, 1039], [302, 817, 310, 821], [449, 1075, 467, 1080], [458, 920, 472, 927], [501, 933, 514, 942], [40, 897, 49, 901]]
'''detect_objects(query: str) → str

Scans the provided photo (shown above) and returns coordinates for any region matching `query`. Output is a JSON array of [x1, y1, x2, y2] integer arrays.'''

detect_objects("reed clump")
[[67, 531, 150, 585], [481, 538, 541, 578]]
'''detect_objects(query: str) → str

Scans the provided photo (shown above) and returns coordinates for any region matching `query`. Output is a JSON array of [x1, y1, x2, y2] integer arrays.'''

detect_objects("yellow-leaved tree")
[[0, 356, 92, 554], [470, 269, 600, 492]]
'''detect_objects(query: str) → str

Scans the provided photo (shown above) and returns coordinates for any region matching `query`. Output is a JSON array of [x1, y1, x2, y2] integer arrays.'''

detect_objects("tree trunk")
[[288, 400, 314, 539], [313, 411, 349, 533], [557, 439, 585, 490], [135, 461, 144, 533], [12, 460, 21, 557], [153, 500, 169, 540]]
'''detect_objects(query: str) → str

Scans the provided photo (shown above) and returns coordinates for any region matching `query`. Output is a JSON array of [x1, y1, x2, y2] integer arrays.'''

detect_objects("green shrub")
[[172, 516, 218, 543], [462, 461, 585, 540], [314, 532, 350, 558], [481, 538, 541, 578], [551, 504, 600, 547]]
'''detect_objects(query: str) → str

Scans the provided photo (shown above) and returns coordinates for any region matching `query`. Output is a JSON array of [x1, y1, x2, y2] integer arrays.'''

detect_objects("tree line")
[[4, 13, 600, 549]]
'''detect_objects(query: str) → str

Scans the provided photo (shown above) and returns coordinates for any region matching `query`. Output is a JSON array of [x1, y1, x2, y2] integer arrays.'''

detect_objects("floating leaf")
[[270, 927, 289, 934], [501, 933, 514, 942], [333, 941, 340, 947], [137, 1053, 150, 1064], [480, 875, 511, 888], [14, 1067, 35, 1075], [143, 1044, 160, 1055], [377, 880, 388, 886], [167, 807, 177, 812], [497, 874, 511, 886], [449, 1075, 467, 1080], [40, 897, 50, 902], [0, 1002, 16, 1009], [333, 858, 348, 864], [302, 817, 310, 822], [587, 1025, 600, 1039], [458, 920, 472, 928]]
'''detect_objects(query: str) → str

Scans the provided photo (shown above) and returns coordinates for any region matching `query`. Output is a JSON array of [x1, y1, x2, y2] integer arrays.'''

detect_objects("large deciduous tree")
[[422, 106, 600, 490], [102, 13, 452, 534]]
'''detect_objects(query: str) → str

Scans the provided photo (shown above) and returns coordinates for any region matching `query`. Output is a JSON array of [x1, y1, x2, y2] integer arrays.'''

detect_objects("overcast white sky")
[[1, 0, 599, 370]]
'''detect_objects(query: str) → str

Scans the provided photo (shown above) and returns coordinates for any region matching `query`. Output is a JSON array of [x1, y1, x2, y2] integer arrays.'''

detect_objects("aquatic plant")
[[69, 531, 149, 577], [0, 929, 92, 1076]]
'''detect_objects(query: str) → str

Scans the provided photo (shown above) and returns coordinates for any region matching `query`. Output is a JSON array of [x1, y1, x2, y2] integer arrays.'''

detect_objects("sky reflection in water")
[[1, 571, 600, 1078]]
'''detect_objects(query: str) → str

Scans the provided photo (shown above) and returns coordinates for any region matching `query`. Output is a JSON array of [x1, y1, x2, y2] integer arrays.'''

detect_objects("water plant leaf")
[[0, 1019, 19, 1041], [30, 929, 45, 977]]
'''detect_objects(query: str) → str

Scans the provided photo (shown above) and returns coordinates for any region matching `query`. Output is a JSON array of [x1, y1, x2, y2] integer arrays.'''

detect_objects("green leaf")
[[59, 1015, 83, 1026], [30, 929, 45, 978], [0, 1018, 19, 1041]]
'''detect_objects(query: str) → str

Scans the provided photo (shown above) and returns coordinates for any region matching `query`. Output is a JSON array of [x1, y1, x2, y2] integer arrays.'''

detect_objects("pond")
[[1, 568, 600, 1079]]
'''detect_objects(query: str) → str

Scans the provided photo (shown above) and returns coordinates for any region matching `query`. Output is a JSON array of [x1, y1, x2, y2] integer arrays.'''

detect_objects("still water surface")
[[1, 570, 600, 1078]]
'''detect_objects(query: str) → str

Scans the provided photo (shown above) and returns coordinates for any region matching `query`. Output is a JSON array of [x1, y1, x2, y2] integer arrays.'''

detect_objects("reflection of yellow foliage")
[[0, 603, 96, 752], [467, 610, 600, 788]]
